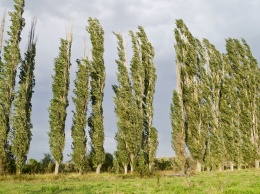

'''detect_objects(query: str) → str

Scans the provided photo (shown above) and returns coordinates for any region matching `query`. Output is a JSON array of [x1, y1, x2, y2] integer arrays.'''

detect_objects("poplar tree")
[[174, 20, 207, 172], [87, 18, 106, 174], [113, 33, 134, 174], [171, 90, 186, 174], [203, 39, 225, 170], [11, 18, 37, 175], [0, 0, 25, 175], [129, 31, 145, 173], [49, 29, 72, 175], [71, 55, 90, 174], [226, 39, 257, 167], [220, 51, 242, 171], [137, 27, 158, 171]]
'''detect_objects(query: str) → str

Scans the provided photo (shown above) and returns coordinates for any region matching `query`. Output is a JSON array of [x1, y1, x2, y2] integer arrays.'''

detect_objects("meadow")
[[0, 169, 260, 194]]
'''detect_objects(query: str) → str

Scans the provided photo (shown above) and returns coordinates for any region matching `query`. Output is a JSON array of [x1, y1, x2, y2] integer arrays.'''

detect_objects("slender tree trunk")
[[237, 163, 241, 171], [230, 161, 234, 172], [149, 163, 152, 172], [130, 163, 134, 174], [96, 164, 102, 174], [207, 166, 210, 172], [219, 165, 222, 172], [255, 159, 259, 169], [196, 161, 202, 172], [130, 154, 134, 174], [124, 165, 128, 174], [54, 161, 59, 175]]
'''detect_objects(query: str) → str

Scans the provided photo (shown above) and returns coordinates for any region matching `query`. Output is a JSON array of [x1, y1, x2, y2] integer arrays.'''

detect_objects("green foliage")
[[87, 18, 106, 172], [171, 90, 186, 173], [71, 57, 90, 174], [11, 18, 37, 174], [48, 33, 72, 173], [0, 0, 25, 175]]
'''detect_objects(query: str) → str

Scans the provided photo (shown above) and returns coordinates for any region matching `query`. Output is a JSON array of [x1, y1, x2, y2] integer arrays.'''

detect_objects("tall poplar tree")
[[11, 18, 37, 175], [87, 18, 106, 174], [49, 29, 72, 175], [171, 90, 186, 174], [0, 0, 25, 175], [113, 33, 133, 174], [174, 20, 207, 172], [71, 54, 90, 174], [220, 51, 242, 171], [203, 39, 225, 170], [137, 27, 158, 171]]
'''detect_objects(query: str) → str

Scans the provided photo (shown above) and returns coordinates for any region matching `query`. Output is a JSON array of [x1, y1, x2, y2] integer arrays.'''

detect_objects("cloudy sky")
[[0, 0, 260, 161]]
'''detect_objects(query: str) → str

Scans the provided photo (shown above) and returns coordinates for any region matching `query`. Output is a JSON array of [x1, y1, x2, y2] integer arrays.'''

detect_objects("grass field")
[[0, 169, 260, 193]]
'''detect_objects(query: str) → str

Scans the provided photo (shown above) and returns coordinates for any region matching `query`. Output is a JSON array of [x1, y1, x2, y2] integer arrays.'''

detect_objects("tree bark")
[[255, 159, 259, 169], [219, 165, 222, 172], [124, 165, 128, 174], [96, 164, 102, 174], [207, 166, 210, 172], [130, 154, 134, 174], [130, 163, 134, 174], [149, 163, 152, 172], [230, 161, 234, 172], [196, 161, 202, 172], [54, 161, 59, 175]]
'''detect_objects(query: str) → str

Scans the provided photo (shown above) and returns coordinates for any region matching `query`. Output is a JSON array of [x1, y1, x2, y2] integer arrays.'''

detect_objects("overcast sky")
[[0, 0, 260, 161]]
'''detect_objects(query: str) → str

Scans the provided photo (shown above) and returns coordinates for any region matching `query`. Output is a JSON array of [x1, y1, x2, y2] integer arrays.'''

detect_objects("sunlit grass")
[[0, 170, 260, 193]]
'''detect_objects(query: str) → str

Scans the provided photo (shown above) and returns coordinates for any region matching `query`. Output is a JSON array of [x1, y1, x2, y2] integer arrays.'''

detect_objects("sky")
[[0, 0, 260, 162]]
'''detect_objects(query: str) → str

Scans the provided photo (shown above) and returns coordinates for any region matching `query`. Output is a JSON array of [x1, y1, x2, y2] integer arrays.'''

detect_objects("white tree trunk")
[[124, 165, 128, 174], [255, 159, 259, 169], [230, 161, 234, 172], [196, 161, 202, 172], [219, 165, 222, 172], [54, 161, 59, 175], [96, 164, 102, 174]]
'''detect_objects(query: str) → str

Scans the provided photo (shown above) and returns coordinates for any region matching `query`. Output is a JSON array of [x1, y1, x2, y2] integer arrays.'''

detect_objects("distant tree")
[[0, 0, 25, 175], [87, 18, 106, 174], [171, 90, 186, 174], [48, 28, 72, 175], [137, 27, 158, 171], [11, 18, 37, 175], [115, 132, 129, 174], [71, 55, 90, 174]]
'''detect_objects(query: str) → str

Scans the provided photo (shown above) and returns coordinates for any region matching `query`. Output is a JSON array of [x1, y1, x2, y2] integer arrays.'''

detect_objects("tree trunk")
[[230, 161, 234, 172], [237, 163, 241, 171], [219, 166, 222, 172], [130, 163, 134, 174], [207, 166, 210, 172], [96, 164, 102, 174], [196, 161, 201, 172], [54, 161, 59, 175], [149, 163, 152, 172], [255, 159, 259, 169], [130, 154, 134, 174], [124, 165, 128, 174]]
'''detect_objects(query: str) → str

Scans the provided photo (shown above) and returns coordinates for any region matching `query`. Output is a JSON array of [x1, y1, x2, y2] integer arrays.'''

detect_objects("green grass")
[[0, 169, 260, 193]]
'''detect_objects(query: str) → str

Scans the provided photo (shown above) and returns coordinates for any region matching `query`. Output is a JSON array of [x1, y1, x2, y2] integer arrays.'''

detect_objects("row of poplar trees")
[[171, 20, 260, 173], [0, 0, 37, 175], [48, 23, 159, 175]]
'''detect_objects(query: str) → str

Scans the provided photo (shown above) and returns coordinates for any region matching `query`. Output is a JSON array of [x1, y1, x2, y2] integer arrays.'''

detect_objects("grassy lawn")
[[0, 169, 260, 193]]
